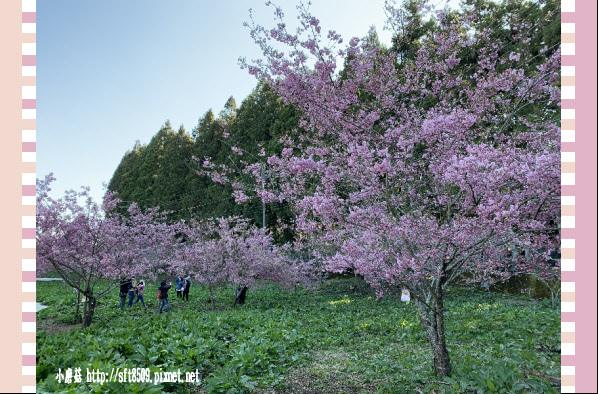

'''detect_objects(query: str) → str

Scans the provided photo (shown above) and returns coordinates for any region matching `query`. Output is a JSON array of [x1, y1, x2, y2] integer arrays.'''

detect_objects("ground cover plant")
[[37, 278, 560, 393]]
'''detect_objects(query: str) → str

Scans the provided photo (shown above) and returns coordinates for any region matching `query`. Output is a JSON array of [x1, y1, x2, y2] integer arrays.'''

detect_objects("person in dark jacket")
[[182, 278, 191, 301], [158, 281, 172, 313], [119, 277, 132, 310]]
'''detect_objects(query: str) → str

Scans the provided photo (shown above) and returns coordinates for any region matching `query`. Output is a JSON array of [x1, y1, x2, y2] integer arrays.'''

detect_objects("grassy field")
[[36, 278, 560, 393]]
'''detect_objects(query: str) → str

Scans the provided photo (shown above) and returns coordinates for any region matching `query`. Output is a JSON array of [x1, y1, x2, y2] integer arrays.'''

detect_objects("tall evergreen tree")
[[107, 140, 146, 213], [152, 125, 195, 219], [192, 109, 215, 142], [218, 96, 237, 125]]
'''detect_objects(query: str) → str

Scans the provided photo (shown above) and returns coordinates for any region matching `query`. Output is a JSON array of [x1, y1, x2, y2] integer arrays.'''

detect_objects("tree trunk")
[[232, 285, 248, 307], [414, 295, 451, 377], [208, 286, 215, 311], [74, 290, 81, 323], [81, 296, 96, 328]]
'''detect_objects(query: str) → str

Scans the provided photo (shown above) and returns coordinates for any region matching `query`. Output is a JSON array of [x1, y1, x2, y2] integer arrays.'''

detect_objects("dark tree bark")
[[74, 289, 81, 323], [232, 285, 248, 307], [414, 294, 451, 377], [81, 296, 96, 328], [208, 285, 216, 311]]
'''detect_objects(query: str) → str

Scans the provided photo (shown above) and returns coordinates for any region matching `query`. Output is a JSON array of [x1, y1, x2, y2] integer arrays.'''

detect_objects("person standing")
[[133, 280, 147, 307], [182, 278, 191, 301], [175, 277, 184, 298], [158, 281, 172, 313], [119, 277, 132, 310], [127, 277, 137, 307]]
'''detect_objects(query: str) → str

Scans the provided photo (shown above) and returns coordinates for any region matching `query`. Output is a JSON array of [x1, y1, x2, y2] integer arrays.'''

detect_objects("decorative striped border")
[[560, 0, 576, 392], [21, 0, 37, 392]]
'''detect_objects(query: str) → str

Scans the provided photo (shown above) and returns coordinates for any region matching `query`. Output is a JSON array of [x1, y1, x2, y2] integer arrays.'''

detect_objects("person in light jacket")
[[133, 280, 147, 307], [127, 277, 137, 307]]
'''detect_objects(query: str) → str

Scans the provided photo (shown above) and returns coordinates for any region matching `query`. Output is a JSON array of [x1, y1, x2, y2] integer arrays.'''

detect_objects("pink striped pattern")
[[22, 312, 36, 323], [22, 271, 36, 283], [22, 55, 35, 66], [21, 228, 35, 239], [560, 1, 576, 392], [21, 1, 36, 392], [22, 355, 36, 367], [22, 185, 35, 195], [22, 12, 36, 23], [22, 99, 36, 109], [22, 142, 36, 152]]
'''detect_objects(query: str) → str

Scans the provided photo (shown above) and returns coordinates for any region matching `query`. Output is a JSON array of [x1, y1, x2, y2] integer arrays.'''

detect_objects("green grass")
[[36, 279, 560, 393]]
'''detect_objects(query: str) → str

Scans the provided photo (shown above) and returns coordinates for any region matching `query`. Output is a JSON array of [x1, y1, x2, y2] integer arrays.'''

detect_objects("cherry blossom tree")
[[171, 221, 228, 311], [171, 217, 309, 310], [203, 1, 561, 376], [36, 174, 177, 327]]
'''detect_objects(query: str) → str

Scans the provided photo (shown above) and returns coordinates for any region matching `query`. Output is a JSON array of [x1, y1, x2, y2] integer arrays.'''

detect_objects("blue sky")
[[38, 0, 455, 204]]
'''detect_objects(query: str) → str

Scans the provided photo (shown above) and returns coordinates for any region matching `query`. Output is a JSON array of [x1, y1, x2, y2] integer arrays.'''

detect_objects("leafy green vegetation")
[[37, 279, 560, 393]]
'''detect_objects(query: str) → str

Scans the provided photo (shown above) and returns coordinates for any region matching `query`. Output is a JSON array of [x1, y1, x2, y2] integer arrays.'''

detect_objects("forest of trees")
[[107, 80, 301, 243]]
